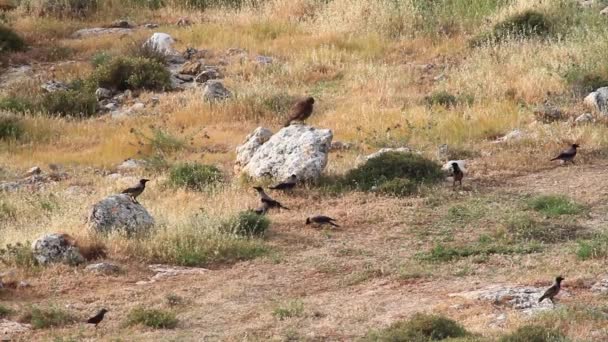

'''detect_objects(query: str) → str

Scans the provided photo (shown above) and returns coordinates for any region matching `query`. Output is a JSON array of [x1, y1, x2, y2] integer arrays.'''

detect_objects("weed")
[[425, 91, 457, 108], [90, 56, 171, 91], [126, 307, 178, 329], [505, 214, 585, 244], [0, 242, 38, 268], [527, 195, 585, 217], [40, 90, 98, 117], [363, 313, 469, 341], [168, 163, 223, 191], [376, 178, 418, 198], [499, 325, 567, 342], [416, 240, 542, 263], [0, 305, 13, 318], [0, 98, 36, 114], [272, 299, 304, 320], [165, 293, 185, 307], [20, 306, 76, 329], [91, 52, 112, 68], [223, 210, 270, 237], [576, 234, 608, 260], [0, 115, 24, 141], [472, 10, 553, 46]]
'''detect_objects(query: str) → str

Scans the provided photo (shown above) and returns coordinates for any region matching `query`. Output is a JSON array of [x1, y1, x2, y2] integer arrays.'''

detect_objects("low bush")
[[21, 0, 99, 18], [0, 305, 13, 318], [527, 195, 584, 217], [125, 307, 178, 329], [20, 306, 76, 329], [0, 97, 36, 114], [224, 211, 270, 237], [0, 25, 26, 52], [416, 240, 542, 263], [471, 10, 552, 46], [499, 324, 567, 342], [168, 163, 223, 191], [425, 91, 457, 107], [40, 89, 97, 117], [576, 234, 608, 260], [0, 242, 37, 268], [272, 299, 304, 320], [0, 115, 24, 141], [90, 56, 171, 91], [363, 313, 469, 341]]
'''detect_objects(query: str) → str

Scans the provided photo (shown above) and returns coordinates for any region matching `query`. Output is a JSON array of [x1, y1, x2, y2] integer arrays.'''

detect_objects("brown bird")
[[551, 144, 579, 164], [121, 179, 150, 203], [306, 215, 339, 227], [284, 97, 315, 127], [539, 276, 564, 305], [450, 162, 464, 189], [253, 186, 289, 211], [252, 202, 270, 215], [86, 308, 108, 328], [269, 174, 297, 191]]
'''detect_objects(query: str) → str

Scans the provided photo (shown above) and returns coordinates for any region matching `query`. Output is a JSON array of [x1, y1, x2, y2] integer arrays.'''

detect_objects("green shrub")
[[376, 178, 418, 197], [0, 97, 36, 114], [342, 152, 443, 191], [128, 39, 168, 65], [564, 64, 608, 95], [0, 115, 24, 141], [40, 90, 98, 117], [425, 91, 457, 107], [0, 305, 13, 318], [168, 163, 223, 191], [576, 234, 608, 260], [471, 10, 552, 46], [91, 52, 112, 68], [20, 306, 76, 329], [224, 211, 271, 237], [126, 307, 178, 329], [527, 195, 584, 217], [0, 242, 38, 268], [90, 56, 171, 91], [272, 299, 304, 320], [0, 25, 26, 52], [363, 313, 469, 341], [499, 325, 567, 342]]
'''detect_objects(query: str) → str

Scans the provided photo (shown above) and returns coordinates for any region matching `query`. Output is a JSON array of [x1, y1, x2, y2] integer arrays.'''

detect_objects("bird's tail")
[[538, 295, 546, 303], [279, 203, 290, 210], [283, 121, 291, 127], [268, 186, 277, 190], [329, 222, 340, 227], [550, 157, 558, 161]]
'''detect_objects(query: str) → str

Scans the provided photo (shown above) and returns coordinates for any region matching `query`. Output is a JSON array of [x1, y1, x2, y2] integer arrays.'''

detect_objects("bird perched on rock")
[[450, 162, 464, 189], [121, 179, 150, 203], [539, 276, 564, 305], [253, 186, 289, 211], [284, 97, 315, 127], [551, 144, 579, 164], [269, 174, 297, 191], [86, 308, 108, 328], [306, 215, 340, 227]]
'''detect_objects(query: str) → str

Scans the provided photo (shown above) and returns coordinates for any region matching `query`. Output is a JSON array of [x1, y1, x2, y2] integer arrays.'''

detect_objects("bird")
[[284, 97, 315, 127], [306, 215, 340, 227], [551, 144, 579, 164], [253, 186, 289, 211], [86, 308, 108, 328], [538, 276, 564, 305], [121, 179, 150, 203], [252, 202, 270, 215], [450, 162, 464, 189], [269, 174, 297, 191]]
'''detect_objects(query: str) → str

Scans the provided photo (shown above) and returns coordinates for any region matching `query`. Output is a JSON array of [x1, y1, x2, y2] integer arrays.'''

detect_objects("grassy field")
[[2, 0, 608, 340]]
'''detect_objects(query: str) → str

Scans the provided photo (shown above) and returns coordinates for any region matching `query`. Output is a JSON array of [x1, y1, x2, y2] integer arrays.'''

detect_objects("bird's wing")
[[121, 187, 137, 194]]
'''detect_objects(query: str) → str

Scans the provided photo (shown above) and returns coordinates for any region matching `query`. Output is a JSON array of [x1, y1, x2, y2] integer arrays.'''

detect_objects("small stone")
[[195, 68, 222, 83], [203, 81, 232, 101], [601, 6, 608, 15], [103, 102, 118, 111], [255, 55, 273, 65], [18, 281, 30, 289], [95, 88, 112, 100], [179, 60, 205, 75], [575, 113, 594, 125], [117, 158, 145, 172], [130, 102, 145, 112], [25, 166, 42, 176], [41, 80, 68, 93], [144, 23, 159, 29], [494, 129, 524, 143], [85, 262, 121, 275]]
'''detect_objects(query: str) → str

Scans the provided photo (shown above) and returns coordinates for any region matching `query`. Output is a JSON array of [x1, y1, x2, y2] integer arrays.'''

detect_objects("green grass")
[[90, 56, 171, 91], [416, 240, 542, 263], [0, 304, 13, 318], [363, 313, 470, 341], [0, 115, 24, 141], [576, 234, 608, 260], [527, 195, 585, 217], [505, 214, 586, 244], [272, 299, 304, 320], [0, 242, 38, 268], [499, 325, 567, 342], [20, 306, 76, 329], [376, 178, 418, 198], [223, 210, 271, 237], [125, 307, 178, 329], [40, 89, 98, 117], [168, 163, 223, 191]]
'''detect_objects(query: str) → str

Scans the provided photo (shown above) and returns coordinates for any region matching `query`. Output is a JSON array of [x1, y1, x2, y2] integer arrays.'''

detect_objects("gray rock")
[[137, 264, 207, 285], [95, 87, 112, 100], [534, 105, 563, 123], [237, 125, 332, 181], [591, 278, 608, 293], [31, 233, 85, 266], [575, 113, 595, 125], [144, 32, 176, 55], [450, 285, 562, 315], [117, 158, 145, 172], [203, 81, 232, 101], [0, 181, 20, 192], [71, 27, 133, 39], [442, 160, 467, 173], [85, 262, 121, 275], [88, 194, 155, 235], [255, 55, 273, 65], [235, 127, 273, 171], [601, 6, 608, 15], [584, 87, 608, 115], [41, 80, 68, 93], [25, 166, 41, 176], [103, 102, 118, 111], [494, 129, 524, 143], [195, 68, 222, 83]]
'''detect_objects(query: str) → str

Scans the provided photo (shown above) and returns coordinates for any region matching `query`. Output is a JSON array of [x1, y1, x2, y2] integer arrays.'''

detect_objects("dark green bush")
[[0, 305, 12, 318], [364, 313, 469, 341], [0, 25, 26, 52], [91, 52, 112, 68], [342, 152, 443, 191], [168, 163, 223, 191], [0, 115, 24, 141], [126, 307, 178, 329], [0, 97, 36, 114], [20, 306, 76, 329], [376, 178, 418, 197], [425, 91, 457, 107], [499, 325, 567, 342], [471, 10, 552, 46], [40, 90, 97, 117], [90, 56, 171, 91], [224, 211, 271, 237]]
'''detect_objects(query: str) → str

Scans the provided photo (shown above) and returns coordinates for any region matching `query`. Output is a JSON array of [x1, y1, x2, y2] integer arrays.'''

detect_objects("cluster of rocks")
[[0, 166, 68, 192]]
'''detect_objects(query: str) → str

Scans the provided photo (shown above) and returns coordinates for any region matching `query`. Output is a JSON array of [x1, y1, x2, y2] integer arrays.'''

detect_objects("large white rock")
[[144, 32, 176, 55], [236, 125, 332, 181], [88, 194, 155, 235], [584, 87, 608, 115], [31, 233, 84, 266]]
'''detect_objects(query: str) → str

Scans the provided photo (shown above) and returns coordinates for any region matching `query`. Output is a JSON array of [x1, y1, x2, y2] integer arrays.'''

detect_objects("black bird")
[[551, 144, 579, 164], [284, 97, 315, 127], [450, 162, 464, 189], [269, 174, 297, 191], [86, 308, 108, 328], [306, 215, 340, 227], [539, 276, 564, 305], [253, 186, 289, 211], [252, 202, 270, 215], [121, 179, 150, 203]]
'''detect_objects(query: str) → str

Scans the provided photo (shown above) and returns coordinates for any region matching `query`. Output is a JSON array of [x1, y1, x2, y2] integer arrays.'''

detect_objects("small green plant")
[[342, 152, 443, 191], [527, 195, 584, 217], [165, 293, 185, 307], [128, 39, 168, 65], [0, 305, 13, 318], [0, 242, 38, 268], [224, 211, 271, 237], [0, 97, 36, 114], [168, 163, 223, 191], [363, 313, 469, 341], [91, 52, 112, 68], [0, 25, 26, 52], [499, 324, 567, 342], [0, 200, 17, 221], [40, 90, 98, 117], [417, 241, 542, 263], [90, 56, 171, 91], [425, 91, 457, 107], [20, 306, 76, 329], [126, 307, 178, 329], [506, 214, 584, 244], [576, 234, 608, 260], [272, 299, 304, 320], [0, 115, 24, 141], [376, 178, 418, 197]]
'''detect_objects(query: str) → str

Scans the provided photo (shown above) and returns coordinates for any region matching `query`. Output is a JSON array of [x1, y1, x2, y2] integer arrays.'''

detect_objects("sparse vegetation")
[[527, 195, 585, 217], [272, 299, 304, 320], [376, 178, 418, 197], [20, 306, 76, 329], [499, 325, 567, 342], [472, 10, 553, 46], [90, 56, 171, 91], [168, 163, 223, 191], [223, 210, 270, 237], [576, 234, 608, 260], [0, 115, 24, 141], [363, 313, 469, 341], [0, 304, 13, 318], [417, 240, 542, 263], [126, 307, 178, 329], [40, 89, 98, 117], [0, 242, 37, 268]]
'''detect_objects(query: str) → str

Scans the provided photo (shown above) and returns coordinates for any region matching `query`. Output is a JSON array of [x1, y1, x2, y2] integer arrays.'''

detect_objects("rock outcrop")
[[31, 233, 84, 266], [88, 194, 155, 235], [584, 87, 608, 115]]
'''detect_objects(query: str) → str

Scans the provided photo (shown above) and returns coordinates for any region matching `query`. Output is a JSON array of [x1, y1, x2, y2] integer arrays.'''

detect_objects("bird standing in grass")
[[450, 162, 464, 190], [539, 276, 564, 305], [306, 215, 340, 227], [551, 144, 579, 164], [253, 186, 289, 211], [284, 97, 315, 127], [269, 174, 297, 192], [121, 179, 150, 203], [86, 308, 108, 328]]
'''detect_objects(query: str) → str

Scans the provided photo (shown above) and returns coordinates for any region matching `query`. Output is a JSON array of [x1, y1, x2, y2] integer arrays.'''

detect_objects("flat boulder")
[[88, 194, 155, 235], [236, 125, 332, 181], [31, 233, 84, 266], [584, 87, 608, 115], [71, 27, 132, 39]]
